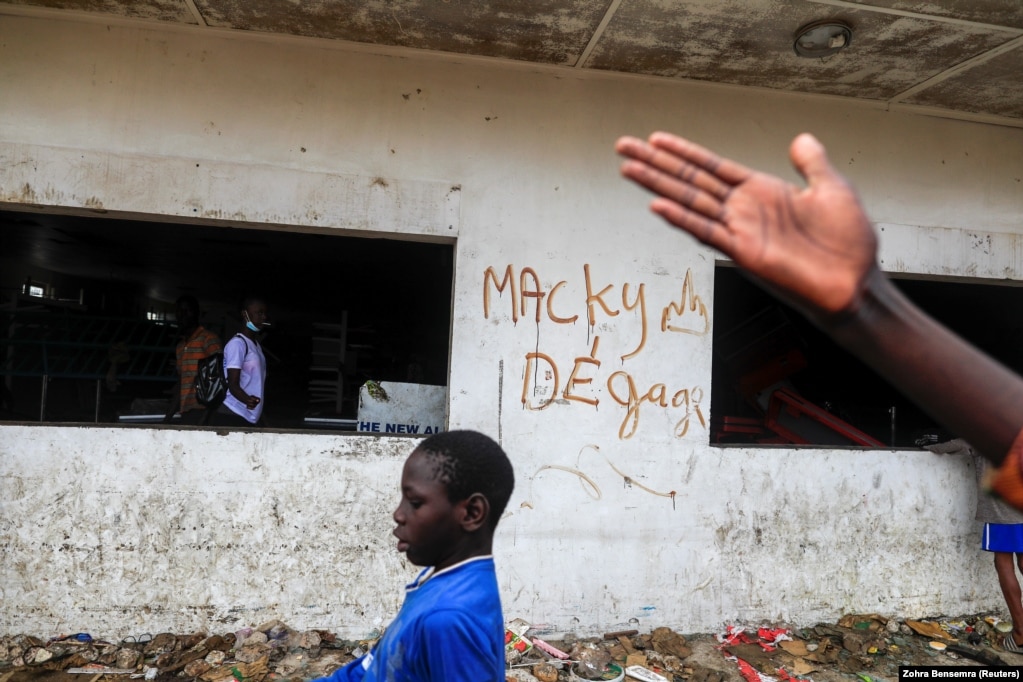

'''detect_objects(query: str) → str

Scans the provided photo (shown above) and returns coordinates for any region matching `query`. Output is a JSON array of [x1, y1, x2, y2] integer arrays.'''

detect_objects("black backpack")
[[194, 351, 228, 407], [194, 334, 251, 409]]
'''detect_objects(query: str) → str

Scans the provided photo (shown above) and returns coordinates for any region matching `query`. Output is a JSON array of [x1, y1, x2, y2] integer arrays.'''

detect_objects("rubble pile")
[[505, 624, 694, 682], [0, 620, 364, 682], [0, 613, 1020, 682], [504, 613, 1023, 682]]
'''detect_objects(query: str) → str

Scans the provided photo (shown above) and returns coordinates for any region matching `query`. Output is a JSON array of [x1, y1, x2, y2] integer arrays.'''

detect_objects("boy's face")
[[392, 448, 465, 570], [243, 301, 269, 330]]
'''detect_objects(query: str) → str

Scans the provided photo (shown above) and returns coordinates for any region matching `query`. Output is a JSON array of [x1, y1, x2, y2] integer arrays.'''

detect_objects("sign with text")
[[357, 381, 446, 435]]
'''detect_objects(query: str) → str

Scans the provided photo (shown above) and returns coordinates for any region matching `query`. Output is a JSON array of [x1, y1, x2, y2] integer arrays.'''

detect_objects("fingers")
[[647, 132, 752, 187], [617, 149, 734, 230], [619, 158, 725, 225], [616, 135, 736, 203], [788, 133, 840, 188], [616, 135, 733, 248]]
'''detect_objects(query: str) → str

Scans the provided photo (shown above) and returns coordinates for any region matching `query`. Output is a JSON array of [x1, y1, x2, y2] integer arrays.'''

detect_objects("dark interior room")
[[0, 208, 454, 429], [712, 265, 1023, 448]]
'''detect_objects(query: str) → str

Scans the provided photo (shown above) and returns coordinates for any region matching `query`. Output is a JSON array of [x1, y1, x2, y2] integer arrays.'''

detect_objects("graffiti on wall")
[[518, 444, 678, 510], [483, 264, 710, 439]]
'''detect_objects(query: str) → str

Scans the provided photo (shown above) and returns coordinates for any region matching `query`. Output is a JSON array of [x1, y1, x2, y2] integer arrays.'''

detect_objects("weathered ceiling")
[[2, 0, 1021, 125]]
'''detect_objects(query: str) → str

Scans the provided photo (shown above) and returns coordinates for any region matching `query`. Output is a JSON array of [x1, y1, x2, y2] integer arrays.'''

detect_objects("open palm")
[[617, 132, 878, 322]]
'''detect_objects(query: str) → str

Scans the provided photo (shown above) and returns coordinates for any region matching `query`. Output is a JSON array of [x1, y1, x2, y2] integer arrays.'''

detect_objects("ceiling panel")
[[196, 0, 612, 66], [843, 0, 1023, 29], [2, 0, 196, 23], [2, 0, 1022, 122], [586, 0, 1013, 101], [900, 46, 1023, 118]]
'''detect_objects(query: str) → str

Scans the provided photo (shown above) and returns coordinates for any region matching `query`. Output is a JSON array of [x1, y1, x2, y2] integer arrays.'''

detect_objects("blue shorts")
[[982, 523, 1023, 552]]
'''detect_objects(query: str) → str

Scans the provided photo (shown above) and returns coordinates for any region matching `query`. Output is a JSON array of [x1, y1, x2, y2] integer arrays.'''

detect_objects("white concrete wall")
[[2, 13, 1023, 637]]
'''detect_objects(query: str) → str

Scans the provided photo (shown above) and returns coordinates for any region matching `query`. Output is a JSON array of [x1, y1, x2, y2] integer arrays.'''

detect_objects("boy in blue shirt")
[[316, 430, 515, 682]]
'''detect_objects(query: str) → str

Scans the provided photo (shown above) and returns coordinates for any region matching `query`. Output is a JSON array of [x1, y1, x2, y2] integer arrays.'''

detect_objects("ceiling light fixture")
[[793, 20, 853, 58]]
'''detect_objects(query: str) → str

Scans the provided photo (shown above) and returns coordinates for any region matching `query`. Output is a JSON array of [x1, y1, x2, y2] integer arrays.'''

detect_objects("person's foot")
[[1003, 632, 1023, 653]]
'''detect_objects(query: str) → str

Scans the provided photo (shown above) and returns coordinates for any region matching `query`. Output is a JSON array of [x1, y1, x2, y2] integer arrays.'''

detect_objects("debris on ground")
[[0, 621, 362, 682], [2, 613, 1022, 682]]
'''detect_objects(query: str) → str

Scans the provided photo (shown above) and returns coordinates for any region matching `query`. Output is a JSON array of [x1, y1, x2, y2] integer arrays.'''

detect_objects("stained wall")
[[2, 13, 1023, 636]]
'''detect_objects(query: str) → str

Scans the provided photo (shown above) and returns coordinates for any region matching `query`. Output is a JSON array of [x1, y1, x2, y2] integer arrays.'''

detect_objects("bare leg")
[[995, 552, 1023, 646]]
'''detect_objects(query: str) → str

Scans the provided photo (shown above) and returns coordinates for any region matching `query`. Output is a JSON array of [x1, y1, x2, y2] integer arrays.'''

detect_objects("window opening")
[[711, 265, 1023, 448], [0, 209, 453, 430]]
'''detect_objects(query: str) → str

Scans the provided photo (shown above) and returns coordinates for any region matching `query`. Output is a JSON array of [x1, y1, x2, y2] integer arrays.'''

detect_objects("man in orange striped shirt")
[[164, 295, 222, 425]]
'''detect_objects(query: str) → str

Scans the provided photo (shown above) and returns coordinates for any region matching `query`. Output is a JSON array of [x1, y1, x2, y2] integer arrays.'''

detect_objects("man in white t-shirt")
[[211, 297, 269, 427]]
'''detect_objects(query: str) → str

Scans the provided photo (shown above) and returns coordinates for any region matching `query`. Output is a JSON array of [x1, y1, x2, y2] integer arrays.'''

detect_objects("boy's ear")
[[460, 492, 490, 532]]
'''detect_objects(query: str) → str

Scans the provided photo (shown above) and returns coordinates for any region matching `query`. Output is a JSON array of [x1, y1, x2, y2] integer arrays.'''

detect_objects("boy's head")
[[238, 296, 270, 332], [392, 430, 514, 569]]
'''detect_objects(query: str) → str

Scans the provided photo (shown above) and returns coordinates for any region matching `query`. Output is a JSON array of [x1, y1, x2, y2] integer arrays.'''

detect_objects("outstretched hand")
[[616, 132, 879, 324]]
